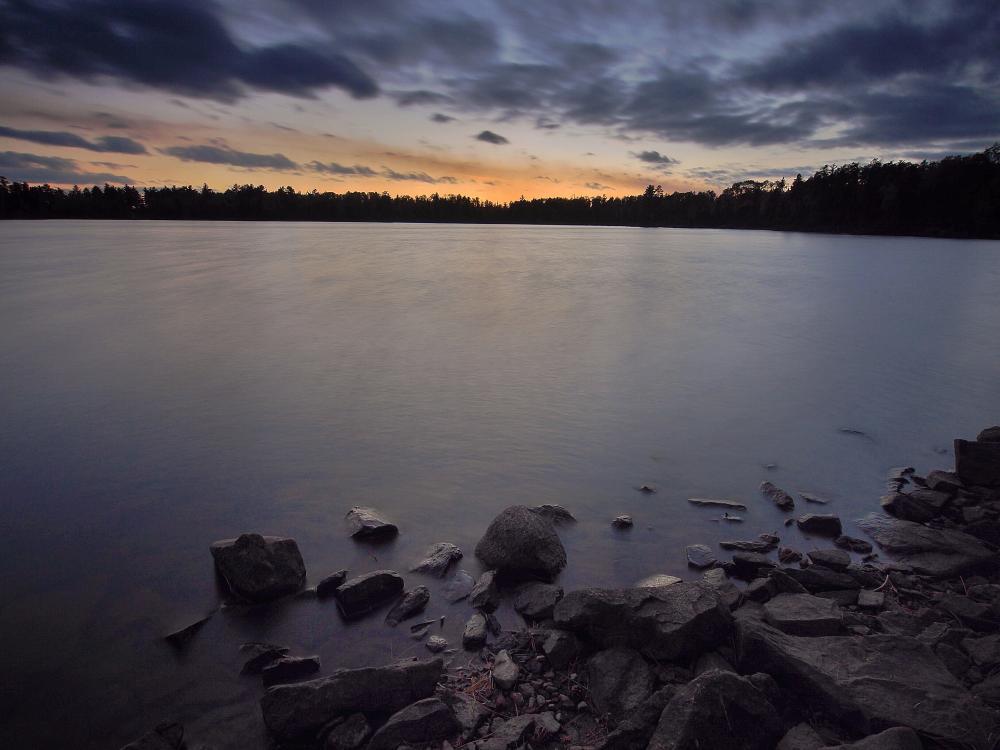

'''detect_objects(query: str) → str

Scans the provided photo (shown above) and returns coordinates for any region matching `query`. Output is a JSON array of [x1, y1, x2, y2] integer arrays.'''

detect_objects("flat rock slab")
[[782, 566, 858, 592], [587, 647, 654, 716], [345, 506, 398, 540], [807, 548, 851, 571], [554, 581, 733, 661], [474, 505, 567, 581], [688, 498, 747, 510], [686, 544, 717, 569], [856, 512, 996, 578], [210, 534, 306, 602], [635, 573, 683, 588], [260, 657, 443, 742], [333, 570, 404, 619], [366, 697, 459, 750], [736, 610, 994, 748], [763, 593, 843, 636], [721, 539, 777, 553], [410, 542, 463, 577]]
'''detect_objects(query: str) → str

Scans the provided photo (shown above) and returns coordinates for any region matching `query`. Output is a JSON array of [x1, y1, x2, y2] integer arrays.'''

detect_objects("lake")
[[1, 221, 998, 748]]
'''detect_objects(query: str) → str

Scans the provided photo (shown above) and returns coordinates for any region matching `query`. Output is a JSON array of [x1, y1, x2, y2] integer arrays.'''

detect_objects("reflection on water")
[[1, 221, 998, 748]]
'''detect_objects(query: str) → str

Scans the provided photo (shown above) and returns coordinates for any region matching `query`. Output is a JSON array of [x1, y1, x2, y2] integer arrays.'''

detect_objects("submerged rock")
[[366, 697, 459, 750], [345, 506, 398, 540], [807, 548, 851, 571], [531, 504, 576, 524], [635, 573, 682, 588], [441, 570, 475, 602], [410, 542, 462, 577], [720, 539, 777, 553], [856, 513, 996, 578], [688, 498, 748, 510], [210, 533, 306, 602], [474, 505, 567, 581], [333, 570, 404, 619], [164, 612, 213, 648], [239, 642, 290, 675], [834, 536, 873, 554], [385, 586, 430, 626], [686, 544, 717, 569], [761, 481, 795, 511]]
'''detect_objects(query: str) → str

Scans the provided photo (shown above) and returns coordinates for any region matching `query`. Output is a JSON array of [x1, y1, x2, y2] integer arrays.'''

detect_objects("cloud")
[[307, 161, 457, 184], [380, 168, 457, 184], [633, 150, 678, 165], [0, 150, 133, 183], [584, 182, 612, 191], [475, 130, 509, 145], [430, 113, 455, 123], [161, 145, 298, 169], [308, 161, 378, 176], [0, 125, 147, 153]]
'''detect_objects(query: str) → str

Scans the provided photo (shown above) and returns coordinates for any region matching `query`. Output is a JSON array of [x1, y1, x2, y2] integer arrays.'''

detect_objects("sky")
[[0, 0, 997, 201]]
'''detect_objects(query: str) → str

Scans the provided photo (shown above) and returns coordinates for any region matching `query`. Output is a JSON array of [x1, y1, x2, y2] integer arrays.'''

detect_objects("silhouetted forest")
[[2, 145, 998, 238]]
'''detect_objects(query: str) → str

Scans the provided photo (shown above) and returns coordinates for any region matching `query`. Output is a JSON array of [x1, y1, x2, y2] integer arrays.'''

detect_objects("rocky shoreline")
[[128, 427, 1000, 750]]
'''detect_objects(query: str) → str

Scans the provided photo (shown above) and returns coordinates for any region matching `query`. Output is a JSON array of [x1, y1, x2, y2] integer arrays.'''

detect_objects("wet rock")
[[410, 542, 463, 577], [796, 514, 843, 536], [776, 723, 825, 750], [834, 536, 873, 554], [554, 581, 733, 661], [801, 493, 830, 505], [345, 506, 398, 540], [955, 438, 1000, 487], [731, 551, 776, 579], [492, 650, 519, 690], [442, 570, 475, 602], [972, 672, 1000, 707], [612, 514, 634, 528], [367, 697, 459, 750], [469, 570, 500, 611], [333, 570, 404, 619], [316, 569, 348, 598], [736, 610, 992, 748], [688, 498, 747, 510], [647, 669, 783, 750], [823, 727, 922, 749], [763, 593, 843, 636], [815, 589, 858, 607], [686, 544, 717, 569], [856, 513, 996, 578], [595, 686, 675, 750], [513, 582, 564, 620], [761, 481, 795, 510], [783, 566, 859, 592], [324, 713, 370, 750], [262, 655, 320, 686], [164, 612, 213, 648], [240, 642, 291, 675], [587, 647, 654, 715], [935, 642, 971, 679], [779, 546, 803, 564], [474, 505, 567, 581], [532, 504, 577, 524], [260, 657, 443, 742], [720, 539, 777, 553], [637, 484, 658, 494], [463, 612, 488, 649], [385, 586, 430, 626], [210, 533, 306, 602], [635, 573, 682, 587], [807, 549, 851, 571], [857, 590, 884, 610]]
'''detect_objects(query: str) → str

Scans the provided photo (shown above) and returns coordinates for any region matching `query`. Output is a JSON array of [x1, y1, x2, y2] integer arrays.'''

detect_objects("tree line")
[[1, 144, 998, 238]]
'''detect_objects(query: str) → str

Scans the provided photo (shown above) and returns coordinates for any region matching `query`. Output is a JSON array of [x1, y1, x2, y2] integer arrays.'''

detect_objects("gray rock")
[[797, 514, 843, 536], [731, 551, 776, 579], [333, 570, 404, 619], [978, 426, 1000, 442], [532, 504, 576, 524], [776, 723, 825, 750], [720, 539, 777, 553], [783, 566, 859, 592], [880, 491, 936, 523], [761, 481, 796, 510], [647, 669, 783, 750], [425, 635, 448, 653], [857, 590, 884, 610], [554, 581, 733, 661], [469, 570, 500, 611], [410, 542, 463, 577], [535, 628, 582, 669], [474, 505, 567, 581], [120, 722, 185, 750], [595, 687, 675, 750], [260, 657, 443, 742], [807, 549, 851, 571], [780, 546, 804, 564], [261, 655, 320, 686], [972, 672, 1000, 707], [463, 612, 488, 649], [801, 493, 830, 505], [316, 569, 348, 598], [925, 469, 962, 494], [612, 514, 634, 528], [439, 690, 488, 734], [822, 727, 923, 749], [856, 513, 996, 578], [345, 506, 398, 540], [240, 642, 290, 675], [385, 586, 430, 626], [935, 592, 998, 631], [688, 498, 747, 510], [963, 633, 1000, 667], [769, 568, 808, 594], [815, 589, 858, 607], [492, 650, 519, 690], [442, 569, 476, 602], [686, 544, 717, 569], [635, 573, 682, 587], [210, 533, 306, 602], [513, 582, 564, 620], [934, 642, 971, 679], [366, 697, 459, 750], [472, 714, 536, 750], [834, 536, 873, 554], [694, 650, 734, 675], [587, 647, 654, 715], [163, 613, 212, 648], [324, 713, 370, 750], [701, 567, 742, 610], [746, 576, 777, 602], [955, 438, 1000, 487], [763, 593, 843, 636], [736, 610, 993, 748]]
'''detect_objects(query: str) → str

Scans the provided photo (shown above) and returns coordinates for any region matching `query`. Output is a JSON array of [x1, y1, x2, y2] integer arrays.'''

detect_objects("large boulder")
[[554, 582, 733, 661], [586, 647, 654, 716], [345, 506, 398, 540], [260, 657, 443, 742], [955, 438, 1000, 487], [333, 570, 404, 619], [763, 593, 843, 636], [736, 610, 993, 748], [475, 505, 567, 580], [210, 533, 306, 602], [366, 697, 459, 750], [856, 513, 996, 578], [647, 669, 783, 750]]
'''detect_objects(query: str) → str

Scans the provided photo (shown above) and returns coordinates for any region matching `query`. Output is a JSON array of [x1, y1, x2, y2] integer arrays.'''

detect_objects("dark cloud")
[[307, 161, 457, 183], [308, 161, 378, 176], [381, 167, 457, 184], [475, 130, 509, 145], [0, 150, 132, 183], [161, 145, 298, 170], [584, 182, 612, 191], [430, 113, 455, 123], [393, 90, 455, 107], [633, 150, 678, 165], [0, 125, 147, 153]]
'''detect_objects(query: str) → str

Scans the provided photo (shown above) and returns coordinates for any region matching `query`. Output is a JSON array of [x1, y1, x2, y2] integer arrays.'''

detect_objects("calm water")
[[1, 221, 999, 748]]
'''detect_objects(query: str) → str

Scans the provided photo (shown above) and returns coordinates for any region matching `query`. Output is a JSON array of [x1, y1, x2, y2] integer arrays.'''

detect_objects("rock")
[[240, 642, 291, 675], [776, 723, 825, 750], [586, 647, 654, 715], [694, 651, 734, 675], [783, 566, 859, 592], [822, 727, 923, 749], [425, 635, 448, 653], [532, 504, 576, 524], [333, 570, 404, 619], [720, 539, 777, 553], [955, 438, 1000, 487], [316, 569, 348, 598], [595, 686, 675, 750], [761, 481, 795, 510], [763, 593, 843, 636], [686, 544, 717, 569], [963, 634, 1000, 667], [473, 714, 537, 750], [834, 536, 873, 554], [857, 590, 884, 610], [492, 650, 519, 690], [769, 568, 809, 594], [731, 551, 775, 579], [324, 713, 370, 750], [474, 505, 567, 581], [637, 484, 658, 494], [612, 514, 634, 528], [647, 669, 783, 750], [797, 514, 843, 536], [736, 611, 992, 748], [261, 655, 320, 686], [345, 506, 398, 540], [469, 570, 500, 611], [260, 657, 443, 742], [925, 470, 962, 494], [688, 498, 747, 510], [815, 589, 858, 607], [935, 642, 971, 679], [367, 697, 459, 750], [463, 612, 488, 649], [978, 426, 1000, 442], [440, 690, 488, 734], [746, 577, 776, 602], [779, 546, 803, 564], [513, 582, 564, 620], [164, 612, 212, 648], [209, 533, 306, 602], [411, 542, 463, 577], [881, 491, 936, 523], [120, 722, 185, 750], [701, 568, 742, 610], [801, 493, 830, 505], [856, 513, 996, 578], [807, 549, 851, 571], [536, 628, 582, 669], [385, 586, 430, 626], [972, 672, 1000, 707], [635, 573, 682, 587], [554, 581, 733, 661], [935, 592, 998, 631]]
